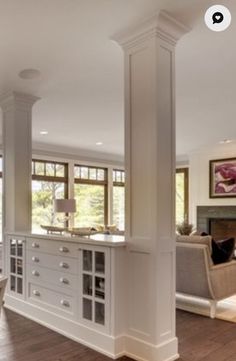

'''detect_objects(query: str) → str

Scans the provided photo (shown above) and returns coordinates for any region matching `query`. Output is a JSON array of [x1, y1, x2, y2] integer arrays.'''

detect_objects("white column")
[[0, 91, 39, 234], [68, 160, 75, 228], [114, 12, 189, 361]]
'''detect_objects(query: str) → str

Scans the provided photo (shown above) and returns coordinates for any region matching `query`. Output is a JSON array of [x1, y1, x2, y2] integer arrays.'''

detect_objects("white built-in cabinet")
[[79, 245, 110, 332], [4, 233, 126, 357], [8, 237, 24, 297]]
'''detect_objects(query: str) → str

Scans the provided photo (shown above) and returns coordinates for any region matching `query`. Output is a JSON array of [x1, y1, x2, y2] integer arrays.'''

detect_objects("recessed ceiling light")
[[96, 142, 103, 146], [219, 139, 233, 144], [40, 130, 48, 135], [18, 68, 41, 80]]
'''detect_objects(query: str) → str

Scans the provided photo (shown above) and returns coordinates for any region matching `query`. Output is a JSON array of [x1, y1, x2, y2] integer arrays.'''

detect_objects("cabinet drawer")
[[27, 250, 78, 274], [27, 238, 78, 258], [27, 264, 77, 291], [28, 282, 76, 318]]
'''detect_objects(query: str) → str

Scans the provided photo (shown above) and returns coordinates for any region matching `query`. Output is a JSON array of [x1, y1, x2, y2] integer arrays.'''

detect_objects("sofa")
[[176, 235, 236, 318]]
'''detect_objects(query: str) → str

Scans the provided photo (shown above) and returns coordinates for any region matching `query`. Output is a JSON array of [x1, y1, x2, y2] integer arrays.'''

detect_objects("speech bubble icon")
[[212, 11, 224, 24], [205, 5, 231, 32]]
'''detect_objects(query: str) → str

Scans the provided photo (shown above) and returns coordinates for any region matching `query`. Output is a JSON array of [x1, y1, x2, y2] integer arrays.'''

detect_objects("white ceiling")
[[0, 0, 235, 159]]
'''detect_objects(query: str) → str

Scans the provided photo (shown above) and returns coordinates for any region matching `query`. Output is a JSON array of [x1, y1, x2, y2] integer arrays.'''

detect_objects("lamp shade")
[[54, 199, 76, 213]]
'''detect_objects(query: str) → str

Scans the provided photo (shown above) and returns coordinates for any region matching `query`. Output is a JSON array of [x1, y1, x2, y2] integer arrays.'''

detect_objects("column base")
[[125, 335, 179, 361]]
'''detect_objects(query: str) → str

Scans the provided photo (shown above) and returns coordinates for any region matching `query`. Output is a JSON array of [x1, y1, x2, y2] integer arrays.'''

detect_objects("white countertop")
[[5, 232, 126, 248]]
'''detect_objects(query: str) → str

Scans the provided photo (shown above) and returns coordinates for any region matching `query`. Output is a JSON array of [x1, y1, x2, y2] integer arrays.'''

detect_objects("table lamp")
[[54, 199, 76, 226]]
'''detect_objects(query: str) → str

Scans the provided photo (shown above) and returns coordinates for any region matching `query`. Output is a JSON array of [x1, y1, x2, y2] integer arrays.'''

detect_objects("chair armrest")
[[209, 260, 236, 300], [210, 260, 236, 270]]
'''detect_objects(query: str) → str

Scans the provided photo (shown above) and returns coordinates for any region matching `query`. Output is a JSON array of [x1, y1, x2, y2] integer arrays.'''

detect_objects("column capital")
[[0, 91, 40, 112], [113, 10, 190, 49]]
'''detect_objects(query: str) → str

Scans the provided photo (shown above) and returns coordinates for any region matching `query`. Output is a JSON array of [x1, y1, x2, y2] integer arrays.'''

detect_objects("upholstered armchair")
[[176, 235, 236, 318]]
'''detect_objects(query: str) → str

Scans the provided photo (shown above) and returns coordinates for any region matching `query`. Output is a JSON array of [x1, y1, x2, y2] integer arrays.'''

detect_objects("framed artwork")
[[209, 157, 236, 198]]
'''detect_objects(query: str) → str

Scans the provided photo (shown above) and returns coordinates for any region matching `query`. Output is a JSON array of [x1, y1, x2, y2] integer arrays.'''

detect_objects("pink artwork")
[[210, 158, 236, 197]]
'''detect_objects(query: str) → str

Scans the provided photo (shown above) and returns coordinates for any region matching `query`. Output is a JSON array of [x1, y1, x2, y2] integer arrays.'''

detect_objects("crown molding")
[[0, 91, 40, 111], [188, 142, 236, 157], [32, 141, 124, 166], [113, 10, 191, 48]]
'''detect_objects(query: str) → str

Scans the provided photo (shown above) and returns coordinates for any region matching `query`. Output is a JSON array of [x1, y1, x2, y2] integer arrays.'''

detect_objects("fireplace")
[[208, 218, 236, 241], [197, 206, 236, 240]]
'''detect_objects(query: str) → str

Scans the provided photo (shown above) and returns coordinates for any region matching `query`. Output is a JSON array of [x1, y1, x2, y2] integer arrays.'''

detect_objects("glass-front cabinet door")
[[79, 245, 110, 332], [8, 237, 25, 298]]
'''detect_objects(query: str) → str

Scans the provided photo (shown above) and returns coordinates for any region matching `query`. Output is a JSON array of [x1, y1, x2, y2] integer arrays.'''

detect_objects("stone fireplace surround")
[[197, 206, 236, 240]]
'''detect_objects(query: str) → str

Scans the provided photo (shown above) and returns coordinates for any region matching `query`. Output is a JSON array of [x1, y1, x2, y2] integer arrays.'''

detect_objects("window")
[[113, 170, 125, 230], [74, 165, 108, 227], [176, 168, 189, 224], [32, 160, 68, 232]]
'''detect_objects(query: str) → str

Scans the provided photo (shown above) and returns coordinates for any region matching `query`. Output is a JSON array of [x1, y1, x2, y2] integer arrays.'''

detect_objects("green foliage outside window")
[[74, 184, 105, 227], [32, 181, 65, 232], [176, 172, 184, 224], [176, 170, 188, 225], [113, 186, 124, 230]]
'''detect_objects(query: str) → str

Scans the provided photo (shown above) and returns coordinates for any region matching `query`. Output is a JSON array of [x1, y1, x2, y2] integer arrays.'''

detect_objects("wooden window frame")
[[113, 169, 125, 187], [32, 159, 69, 198]]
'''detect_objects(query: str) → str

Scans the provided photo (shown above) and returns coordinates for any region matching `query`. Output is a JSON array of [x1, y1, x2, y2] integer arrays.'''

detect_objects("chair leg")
[[210, 300, 217, 318]]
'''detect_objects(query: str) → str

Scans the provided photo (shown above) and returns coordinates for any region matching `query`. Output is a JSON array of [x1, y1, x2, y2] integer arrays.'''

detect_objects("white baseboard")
[[125, 335, 179, 361], [4, 294, 179, 361], [4, 295, 121, 359]]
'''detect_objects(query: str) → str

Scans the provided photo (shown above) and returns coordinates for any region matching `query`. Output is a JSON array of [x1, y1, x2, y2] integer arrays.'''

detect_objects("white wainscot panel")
[[128, 250, 152, 339]]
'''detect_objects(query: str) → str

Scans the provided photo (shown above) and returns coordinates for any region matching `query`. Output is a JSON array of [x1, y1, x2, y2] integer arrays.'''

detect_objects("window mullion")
[[107, 167, 113, 226]]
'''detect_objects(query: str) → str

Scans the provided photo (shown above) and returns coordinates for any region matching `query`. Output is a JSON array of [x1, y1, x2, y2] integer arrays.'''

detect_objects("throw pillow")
[[211, 237, 235, 265]]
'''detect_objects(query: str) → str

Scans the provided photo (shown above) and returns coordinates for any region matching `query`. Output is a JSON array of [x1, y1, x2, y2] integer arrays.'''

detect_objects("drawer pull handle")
[[32, 242, 39, 248], [32, 256, 39, 263], [60, 299, 70, 307], [59, 277, 69, 284], [59, 262, 69, 269], [59, 246, 69, 253], [32, 270, 40, 276], [33, 290, 40, 296]]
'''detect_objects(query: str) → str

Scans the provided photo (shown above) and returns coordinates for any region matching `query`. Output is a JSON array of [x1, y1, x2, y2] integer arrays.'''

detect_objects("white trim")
[[32, 152, 123, 170], [125, 334, 179, 361], [68, 160, 75, 228], [175, 164, 189, 170], [0, 140, 124, 166], [108, 168, 113, 225], [0, 91, 40, 111], [4, 298, 119, 359], [32, 142, 124, 166], [4, 295, 179, 361], [113, 10, 190, 48]]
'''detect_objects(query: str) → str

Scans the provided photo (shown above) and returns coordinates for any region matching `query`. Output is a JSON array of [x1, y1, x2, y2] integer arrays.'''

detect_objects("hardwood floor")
[[177, 310, 236, 361], [0, 308, 132, 361], [1, 307, 236, 361]]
